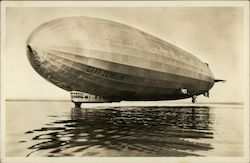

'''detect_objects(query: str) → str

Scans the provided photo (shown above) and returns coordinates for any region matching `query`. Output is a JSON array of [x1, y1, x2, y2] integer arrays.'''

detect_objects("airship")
[[26, 16, 224, 107]]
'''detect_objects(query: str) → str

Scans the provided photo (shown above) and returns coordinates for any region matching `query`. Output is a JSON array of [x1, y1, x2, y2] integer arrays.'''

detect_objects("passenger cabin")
[[70, 91, 106, 103]]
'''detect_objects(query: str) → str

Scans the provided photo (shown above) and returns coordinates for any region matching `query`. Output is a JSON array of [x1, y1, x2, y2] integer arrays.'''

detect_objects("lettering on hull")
[[86, 66, 124, 81]]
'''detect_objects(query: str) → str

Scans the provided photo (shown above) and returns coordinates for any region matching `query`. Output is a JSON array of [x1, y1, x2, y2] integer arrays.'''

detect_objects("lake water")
[[5, 101, 244, 157]]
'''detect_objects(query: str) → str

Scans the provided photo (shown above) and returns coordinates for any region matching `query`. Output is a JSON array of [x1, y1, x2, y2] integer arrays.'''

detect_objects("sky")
[[3, 5, 247, 103]]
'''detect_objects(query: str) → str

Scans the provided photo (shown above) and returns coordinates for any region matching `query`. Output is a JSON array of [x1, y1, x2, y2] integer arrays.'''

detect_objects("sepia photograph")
[[1, 1, 249, 163]]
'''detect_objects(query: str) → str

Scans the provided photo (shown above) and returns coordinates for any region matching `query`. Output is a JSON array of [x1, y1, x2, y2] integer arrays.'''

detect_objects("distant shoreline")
[[5, 99, 244, 105], [6, 99, 70, 102]]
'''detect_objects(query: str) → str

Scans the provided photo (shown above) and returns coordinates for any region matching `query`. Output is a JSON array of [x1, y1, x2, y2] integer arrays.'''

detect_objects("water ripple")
[[24, 106, 214, 157]]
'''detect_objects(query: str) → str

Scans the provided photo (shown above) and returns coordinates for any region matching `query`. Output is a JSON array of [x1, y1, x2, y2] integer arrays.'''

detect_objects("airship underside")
[[26, 16, 218, 106]]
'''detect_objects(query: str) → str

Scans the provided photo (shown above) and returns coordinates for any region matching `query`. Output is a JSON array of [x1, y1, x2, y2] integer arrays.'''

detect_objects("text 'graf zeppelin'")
[[86, 66, 124, 81]]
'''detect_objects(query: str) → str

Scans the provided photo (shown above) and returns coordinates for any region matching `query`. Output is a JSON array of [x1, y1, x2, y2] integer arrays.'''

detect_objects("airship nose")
[[26, 44, 36, 64], [26, 43, 43, 72], [26, 44, 34, 62], [27, 44, 33, 57]]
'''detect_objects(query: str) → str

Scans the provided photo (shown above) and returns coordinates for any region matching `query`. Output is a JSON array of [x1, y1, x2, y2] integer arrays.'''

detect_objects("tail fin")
[[214, 79, 226, 83]]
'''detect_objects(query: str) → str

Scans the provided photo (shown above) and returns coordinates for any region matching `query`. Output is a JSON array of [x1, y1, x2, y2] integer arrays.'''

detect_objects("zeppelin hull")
[[26, 16, 215, 101]]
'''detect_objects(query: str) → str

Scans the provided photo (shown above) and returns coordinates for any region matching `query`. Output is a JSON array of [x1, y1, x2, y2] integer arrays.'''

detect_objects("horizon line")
[[5, 99, 244, 105]]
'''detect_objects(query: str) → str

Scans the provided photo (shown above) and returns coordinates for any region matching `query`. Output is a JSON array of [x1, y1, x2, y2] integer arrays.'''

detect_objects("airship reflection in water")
[[26, 16, 224, 107]]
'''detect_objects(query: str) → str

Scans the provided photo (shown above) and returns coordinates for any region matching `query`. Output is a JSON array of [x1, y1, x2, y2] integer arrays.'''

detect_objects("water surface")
[[5, 101, 244, 157]]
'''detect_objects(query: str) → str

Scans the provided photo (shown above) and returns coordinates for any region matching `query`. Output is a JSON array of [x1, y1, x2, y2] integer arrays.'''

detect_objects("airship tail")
[[214, 79, 226, 83]]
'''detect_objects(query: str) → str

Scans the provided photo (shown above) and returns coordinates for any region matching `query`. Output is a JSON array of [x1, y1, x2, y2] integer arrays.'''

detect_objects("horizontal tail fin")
[[214, 79, 226, 83]]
